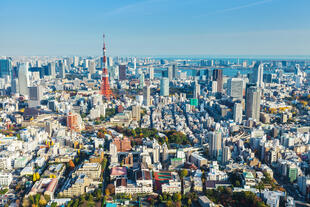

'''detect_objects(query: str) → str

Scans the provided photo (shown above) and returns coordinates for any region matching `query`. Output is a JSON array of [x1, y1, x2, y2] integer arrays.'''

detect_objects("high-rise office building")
[[167, 66, 173, 81], [88, 60, 96, 75], [160, 78, 169, 97], [252, 63, 264, 88], [107, 57, 113, 67], [149, 67, 154, 80], [0, 59, 12, 78], [143, 85, 151, 106], [139, 73, 145, 89], [193, 81, 200, 99], [73, 56, 79, 67], [132, 105, 141, 121], [172, 64, 177, 80], [246, 86, 261, 121], [211, 81, 218, 94], [11, 79, 19, 94], [208, 131, 222, 161], [227, 78, 243, 99], [59, 62, 66, 79], [153, 145, 160, 163], [29, 86, 43, 108], [206, 69, 213, 82], [118, 65, 127, 81], [133, 57, 137, 75], [83, 59, 89, 68], [222, 146, 231, 164], [213, 69, 223, 92], [18, 63, 30, 97], [48, 62, 56, 77], [112, 65, 119, 80], [233, 102, 243, 123], [162, 70, 168, 78]]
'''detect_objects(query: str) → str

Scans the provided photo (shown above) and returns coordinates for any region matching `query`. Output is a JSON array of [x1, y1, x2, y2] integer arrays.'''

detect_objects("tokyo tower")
[[100, 34, 113, 99]]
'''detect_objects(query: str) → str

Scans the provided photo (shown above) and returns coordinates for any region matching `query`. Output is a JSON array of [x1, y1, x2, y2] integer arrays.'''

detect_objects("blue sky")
[[0, 0, 310, 56]]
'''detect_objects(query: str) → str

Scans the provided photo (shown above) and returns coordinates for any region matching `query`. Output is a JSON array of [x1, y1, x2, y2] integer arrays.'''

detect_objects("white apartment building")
[[0, 172, 13, 187]]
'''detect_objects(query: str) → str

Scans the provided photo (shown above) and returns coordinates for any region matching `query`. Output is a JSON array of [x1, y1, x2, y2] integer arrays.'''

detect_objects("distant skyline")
[[1, 0, 310, 56]]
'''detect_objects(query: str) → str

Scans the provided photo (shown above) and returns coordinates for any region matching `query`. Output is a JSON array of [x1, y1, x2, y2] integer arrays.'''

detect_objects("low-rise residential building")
[[0, 172, 13, 187], [28, 178, 58, 199], [73, 162, 101, 180], [59, 175, 94, 197]]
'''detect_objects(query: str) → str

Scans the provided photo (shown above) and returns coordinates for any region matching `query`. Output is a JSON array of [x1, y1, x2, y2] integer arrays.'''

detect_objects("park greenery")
[[205, 187, 268, 207], [114, 126, 190, 146], [154, 192, 198, 207]]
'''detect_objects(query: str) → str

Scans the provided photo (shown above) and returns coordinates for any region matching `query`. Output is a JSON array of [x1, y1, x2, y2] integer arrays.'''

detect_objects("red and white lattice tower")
[[100, 34, 112, 99]]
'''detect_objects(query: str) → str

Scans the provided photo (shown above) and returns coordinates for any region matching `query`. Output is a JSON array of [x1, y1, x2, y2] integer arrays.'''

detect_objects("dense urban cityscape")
[[0, 36, 310, 207], [1, 0, 310, 206]]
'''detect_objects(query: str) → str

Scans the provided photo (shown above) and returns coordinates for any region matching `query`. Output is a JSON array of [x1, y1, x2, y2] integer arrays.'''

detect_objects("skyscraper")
[[193, 81, 200, 99], [118, 65, 127, 81], [0, 59, 12, 78], [252, 63, 264, 88], [139, 73, 145, 89], [11, 79, 19, 94], [48, 62, 56, 77], [246, 86, 261, 121], [133, 57, 137, 75], [107, 57, 113, 67], [149, 67, 154, 80], [132, 105, 141, 121], [208, 131, 222, 161], [29, 85, 43, 108], [222, 146, 231, 164], [88, 60, 96, 75], [160, 78, 169, 97], [59, 62, 66, 79], [172, 64, 177, 79], [18, 63, 30, 97], [153, 145, 160, 163], [73, 56, 79, 67], [143, 85, 151, 106], [213, 69, 223, 92], [227, 78, 243, 99], [233, 102, 243, 123], [167, 66, 173, 81]]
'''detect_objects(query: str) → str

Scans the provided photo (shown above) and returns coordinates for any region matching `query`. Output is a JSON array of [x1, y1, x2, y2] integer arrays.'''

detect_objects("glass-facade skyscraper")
[[0, 59, 12, 78]]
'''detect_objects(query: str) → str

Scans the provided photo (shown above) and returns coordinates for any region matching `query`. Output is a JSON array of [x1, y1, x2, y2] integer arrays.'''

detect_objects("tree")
[[68, 160, 75, 169], [35, 194, 40, 205], [105, 188, 110, 196], [72, 199, 79, 207], [173, 193, 182, 202], [187, 198, 192, 206], [166, 200, 173, 207], [176, 201, 182, 207], [66, 200, 73, 207], [87, 194, 94, 202], [106, 184, 115, 195], [95, 189, 102, 199], [51, 202, 57, 207], [163, 193, 167, 201], [23, 197, 31, 207], [235, 180, 241, 187], [149, 198, 155, 207], [32, 173, 37, 182], [28, 195, 34, 205], [35, 172, 40, 180], [257, 181, 265, 198], [179, 169, 188, 179], [39, 194, 47, 206]]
